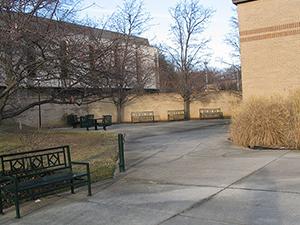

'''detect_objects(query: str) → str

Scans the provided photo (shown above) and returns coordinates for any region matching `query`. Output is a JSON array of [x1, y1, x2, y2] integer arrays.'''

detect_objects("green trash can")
[[102, 115, 112, 126], [101, 115, 112, 130]]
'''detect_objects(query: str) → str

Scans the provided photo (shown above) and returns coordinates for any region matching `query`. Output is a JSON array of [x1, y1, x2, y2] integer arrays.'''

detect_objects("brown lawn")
[[0, 126, 118, 182]]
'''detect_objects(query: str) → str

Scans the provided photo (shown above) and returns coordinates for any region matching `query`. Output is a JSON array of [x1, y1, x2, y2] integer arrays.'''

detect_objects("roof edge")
[[232, 0, 257, 5]]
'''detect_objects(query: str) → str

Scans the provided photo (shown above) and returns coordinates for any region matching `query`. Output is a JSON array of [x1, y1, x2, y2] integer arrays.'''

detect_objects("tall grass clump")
[[288, 90, 300, 149], [230, 91, 300, 150]]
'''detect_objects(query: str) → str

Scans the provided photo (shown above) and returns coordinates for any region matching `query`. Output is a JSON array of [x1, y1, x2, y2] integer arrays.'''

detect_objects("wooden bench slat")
[[131, 111, 155, 123], [199, 108, 223, 119], [167, 110, 185, 121]]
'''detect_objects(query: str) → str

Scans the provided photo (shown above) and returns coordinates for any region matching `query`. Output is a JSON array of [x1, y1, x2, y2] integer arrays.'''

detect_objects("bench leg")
[[87, 175, 92, 196], [87, 169, 92, 196], [14, 193, 20, 219], [70, 180, 75, 194], [29, 189, 35, 200], [103, 125, 106, 131], [0, 190, 3, 215]]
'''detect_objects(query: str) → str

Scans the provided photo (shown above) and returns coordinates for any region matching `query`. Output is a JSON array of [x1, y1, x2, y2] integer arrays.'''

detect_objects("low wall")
[[90, 91, 241, 123], [13, 91, 241, 127], [190, 92, 241, 119], [15, 103, 89, 128]]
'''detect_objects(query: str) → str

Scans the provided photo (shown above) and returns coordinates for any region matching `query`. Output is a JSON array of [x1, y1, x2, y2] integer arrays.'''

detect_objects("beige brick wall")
[[14, 91, 241, 126], [123, 93, 183, 122], [90, 92, 241, 123], [15, 103, 89, 128], [190, 92, 241, 119], [237, 0, 300, 98]]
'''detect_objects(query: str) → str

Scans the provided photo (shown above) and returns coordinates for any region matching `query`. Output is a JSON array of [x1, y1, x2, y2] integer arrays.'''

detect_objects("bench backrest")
[[80, 114, 95, 127], [200, 108, 221, 113], [0, 146, 71, 178], [167, 110, 185, 121], [131, 111, 154, 123], [199, 108, 223, 119], [168, 110, 184, 115]]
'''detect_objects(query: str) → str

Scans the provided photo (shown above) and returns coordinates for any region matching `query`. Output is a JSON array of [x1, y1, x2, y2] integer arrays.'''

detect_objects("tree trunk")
[[184, 99, 190, 120], [116, 103, 124, 124]]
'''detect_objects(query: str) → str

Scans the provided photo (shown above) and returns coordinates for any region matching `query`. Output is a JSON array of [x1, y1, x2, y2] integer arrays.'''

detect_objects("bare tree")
[[158, 51, 177, 92], [216, 67, 242, 91], [0, 1, 113, 123], [108, 0, 155, 123], [224, 9, 241, 91], [166, 0, 214, 120], [225, 12, 240, 62]]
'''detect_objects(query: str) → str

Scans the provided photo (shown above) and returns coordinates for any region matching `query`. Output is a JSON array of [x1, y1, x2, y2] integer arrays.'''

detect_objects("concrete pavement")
[[1, 120, 300, 225]]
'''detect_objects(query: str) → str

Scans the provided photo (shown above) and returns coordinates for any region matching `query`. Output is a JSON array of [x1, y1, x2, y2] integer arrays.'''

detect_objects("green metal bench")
[[0, 146, 91, 218], [131, 111, 155, 123], [167, 110, 185, 121], [81, 115, 112, 131], [80, 114, 95, 129], [199, 108, 224, 119]]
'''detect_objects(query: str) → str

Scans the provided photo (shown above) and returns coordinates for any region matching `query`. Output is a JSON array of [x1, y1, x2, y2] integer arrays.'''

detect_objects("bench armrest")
[[71, 161, 91, 183], [71, 161, 91, 175]]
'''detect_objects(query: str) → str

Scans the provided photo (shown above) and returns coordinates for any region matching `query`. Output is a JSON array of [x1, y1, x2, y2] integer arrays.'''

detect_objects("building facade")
[[233, 0, 300, 98], [0, 13, 160, 124]]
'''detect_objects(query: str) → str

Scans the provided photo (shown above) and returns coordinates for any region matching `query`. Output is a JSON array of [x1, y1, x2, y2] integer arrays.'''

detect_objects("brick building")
[[233, 0, 300, 98]]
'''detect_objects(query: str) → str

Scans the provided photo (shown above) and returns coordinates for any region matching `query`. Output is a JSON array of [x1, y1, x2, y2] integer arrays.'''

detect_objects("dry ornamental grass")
[[230, 91, 300, 150]]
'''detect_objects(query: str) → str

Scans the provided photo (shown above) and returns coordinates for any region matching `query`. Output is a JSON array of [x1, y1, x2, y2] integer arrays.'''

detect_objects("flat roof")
[[232, 0, 257, 4]]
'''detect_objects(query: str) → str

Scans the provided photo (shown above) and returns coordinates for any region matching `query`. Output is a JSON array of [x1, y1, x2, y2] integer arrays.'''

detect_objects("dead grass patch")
[[0, 128, 118, 182]]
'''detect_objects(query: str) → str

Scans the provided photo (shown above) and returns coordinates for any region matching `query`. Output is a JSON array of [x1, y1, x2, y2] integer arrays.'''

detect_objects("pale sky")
[[79, 0, 237, 68]]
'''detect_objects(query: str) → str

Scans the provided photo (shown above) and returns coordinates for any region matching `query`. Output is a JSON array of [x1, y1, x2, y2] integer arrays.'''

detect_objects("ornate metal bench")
[[199, 108, 224, 119], [0, 146, 91, 218], [131, 111, 155, 123], [167, 110, 185, 121]]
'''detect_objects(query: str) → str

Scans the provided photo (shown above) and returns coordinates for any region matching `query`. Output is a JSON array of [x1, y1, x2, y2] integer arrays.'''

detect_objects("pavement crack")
[[227, 150, 291, 187], [178, 214, 250, 225], [156, 187, 227, 225], [156, 150, 292, 225], [227, 186, 300, 195], [126, 149, 166, 169]]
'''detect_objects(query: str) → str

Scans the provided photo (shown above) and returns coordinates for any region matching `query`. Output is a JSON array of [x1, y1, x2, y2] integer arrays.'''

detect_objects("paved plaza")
[[1, 120, 300, 225]]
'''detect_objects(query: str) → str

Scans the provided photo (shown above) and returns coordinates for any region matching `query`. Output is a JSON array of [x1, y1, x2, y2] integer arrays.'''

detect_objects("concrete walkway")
[[2, 120, 300, 225]]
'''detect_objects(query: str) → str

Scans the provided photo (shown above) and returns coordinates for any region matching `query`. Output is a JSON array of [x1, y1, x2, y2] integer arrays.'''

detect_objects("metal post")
[[118, 134, 125, 172], [38, 87, 42, 129]]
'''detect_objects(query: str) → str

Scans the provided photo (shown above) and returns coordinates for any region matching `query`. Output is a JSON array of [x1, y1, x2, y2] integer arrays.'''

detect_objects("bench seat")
[[2, 172, 87, 192]]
